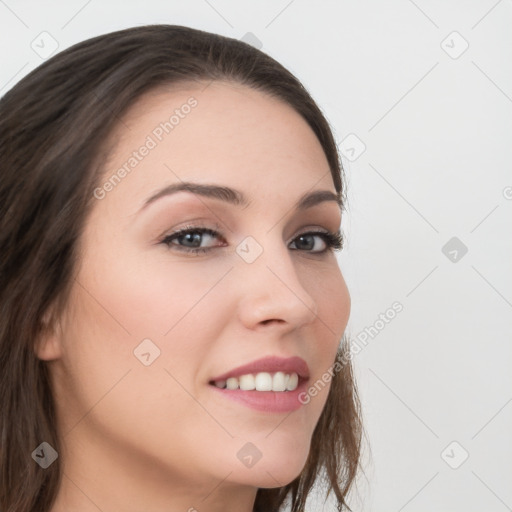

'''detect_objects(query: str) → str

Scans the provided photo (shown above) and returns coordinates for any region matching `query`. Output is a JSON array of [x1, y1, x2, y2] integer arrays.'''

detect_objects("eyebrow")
[[138, 182, 343, 213]]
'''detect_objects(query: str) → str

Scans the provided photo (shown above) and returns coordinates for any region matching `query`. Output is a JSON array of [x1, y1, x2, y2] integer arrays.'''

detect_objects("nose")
[[235, 237, 319, 332]]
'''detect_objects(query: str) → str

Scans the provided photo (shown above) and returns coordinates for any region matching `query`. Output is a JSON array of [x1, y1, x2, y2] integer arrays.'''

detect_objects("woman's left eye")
[[160, 225, 344, 255], [289, 231, 344, 253]]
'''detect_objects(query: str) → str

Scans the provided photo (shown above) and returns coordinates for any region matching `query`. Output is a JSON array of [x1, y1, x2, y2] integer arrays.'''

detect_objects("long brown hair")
[[0, 24, 364, 512]]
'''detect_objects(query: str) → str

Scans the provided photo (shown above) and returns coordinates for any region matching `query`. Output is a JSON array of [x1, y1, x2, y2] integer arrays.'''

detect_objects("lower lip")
[[209, 379, 309, 413]]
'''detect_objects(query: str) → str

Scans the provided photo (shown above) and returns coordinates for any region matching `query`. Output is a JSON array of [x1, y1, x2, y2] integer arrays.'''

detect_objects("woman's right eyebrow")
[[137, 181, 342, 214]]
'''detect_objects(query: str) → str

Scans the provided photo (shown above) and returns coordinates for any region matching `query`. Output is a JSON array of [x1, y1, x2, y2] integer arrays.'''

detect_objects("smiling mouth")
[[209, 371, 302, 392]]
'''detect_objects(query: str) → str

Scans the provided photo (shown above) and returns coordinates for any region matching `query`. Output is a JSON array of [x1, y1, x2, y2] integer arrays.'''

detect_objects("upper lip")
[[210, 356, 310, 382]]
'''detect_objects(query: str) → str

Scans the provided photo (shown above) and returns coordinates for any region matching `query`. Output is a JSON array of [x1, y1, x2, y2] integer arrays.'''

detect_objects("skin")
[[36, 81, 351, 512]]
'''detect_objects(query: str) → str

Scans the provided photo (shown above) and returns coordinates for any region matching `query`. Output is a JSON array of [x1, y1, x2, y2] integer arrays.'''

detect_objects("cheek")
[[300, 265, 350, 411], [80, 243, 233, 338], [306, 262, 351, 348], [58, 251, 234, 445], [321, 270, 350, 324], [70, 246, 236, 390]]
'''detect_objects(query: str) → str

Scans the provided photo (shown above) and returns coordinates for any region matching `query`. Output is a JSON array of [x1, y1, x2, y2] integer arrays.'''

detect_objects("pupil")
[[298, 235, 313, 250], [183, 233, 201, 247]]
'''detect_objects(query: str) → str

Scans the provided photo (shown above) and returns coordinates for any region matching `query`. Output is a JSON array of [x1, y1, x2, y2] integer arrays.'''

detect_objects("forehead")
[[96, 80, 335, 215]]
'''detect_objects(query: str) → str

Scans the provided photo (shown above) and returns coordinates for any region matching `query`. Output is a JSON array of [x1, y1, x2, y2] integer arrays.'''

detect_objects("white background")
[[1, 1, 510, 510]]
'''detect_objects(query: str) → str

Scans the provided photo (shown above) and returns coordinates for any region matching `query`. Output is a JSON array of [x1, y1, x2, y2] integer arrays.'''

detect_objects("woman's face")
[[42, 81, 351, 507]]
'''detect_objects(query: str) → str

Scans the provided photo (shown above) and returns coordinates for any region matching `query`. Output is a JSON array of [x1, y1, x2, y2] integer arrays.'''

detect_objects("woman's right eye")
[[160, 226, 226, 255]]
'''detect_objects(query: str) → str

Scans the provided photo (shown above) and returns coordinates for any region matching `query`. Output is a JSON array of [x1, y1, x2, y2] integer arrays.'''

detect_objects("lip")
[[208, 356, 310, 414], [209, 355, 310, 382], [209, 379, 309, 413]]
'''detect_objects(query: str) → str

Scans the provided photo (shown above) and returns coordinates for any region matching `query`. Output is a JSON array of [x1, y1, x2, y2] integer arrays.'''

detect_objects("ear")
[[34, 307, 63, 361]]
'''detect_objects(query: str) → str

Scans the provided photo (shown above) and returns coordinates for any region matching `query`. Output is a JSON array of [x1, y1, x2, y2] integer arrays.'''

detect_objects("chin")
[[228, 443, 310, 489], [233, 463, 307, 489]]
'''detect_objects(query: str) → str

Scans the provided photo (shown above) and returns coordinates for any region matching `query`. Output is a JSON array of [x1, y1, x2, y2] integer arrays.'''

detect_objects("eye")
[[289, 230, 344, 253], [159, 225, 344, 255], [160, 224, 225, 255]]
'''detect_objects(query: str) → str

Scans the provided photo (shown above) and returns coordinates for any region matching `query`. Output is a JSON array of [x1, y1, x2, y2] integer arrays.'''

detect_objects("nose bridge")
[[234, 233, 318, 328]]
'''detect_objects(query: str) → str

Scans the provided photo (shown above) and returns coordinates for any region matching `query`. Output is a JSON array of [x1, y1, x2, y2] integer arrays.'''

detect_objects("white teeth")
[[212, 372, 300, 392], [239, 374, 255, 390], [286, 372, 298, 391], [226, 377, 238, 390], [272, 371, 287, 392], [255, 372, 273, 391]]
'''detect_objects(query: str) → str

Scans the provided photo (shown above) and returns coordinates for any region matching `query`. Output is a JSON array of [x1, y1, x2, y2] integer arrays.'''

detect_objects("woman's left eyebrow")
[[138, 181, 342, 213]]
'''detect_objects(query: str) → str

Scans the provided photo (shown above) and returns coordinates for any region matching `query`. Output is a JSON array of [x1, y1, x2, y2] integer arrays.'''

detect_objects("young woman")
[[0, 24, 364, 512]]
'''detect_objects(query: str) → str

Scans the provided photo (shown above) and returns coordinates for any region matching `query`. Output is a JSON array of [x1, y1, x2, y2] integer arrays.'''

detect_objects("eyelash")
[[160, 224, 344, 256]]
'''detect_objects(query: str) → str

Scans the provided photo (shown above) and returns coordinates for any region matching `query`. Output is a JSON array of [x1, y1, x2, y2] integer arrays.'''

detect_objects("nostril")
[[260, 318, 284, 326]]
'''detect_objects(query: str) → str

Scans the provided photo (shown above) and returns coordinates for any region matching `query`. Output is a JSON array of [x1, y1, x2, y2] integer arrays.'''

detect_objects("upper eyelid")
[[161, 226, 340, 253], [164, 224, 335, 240]]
